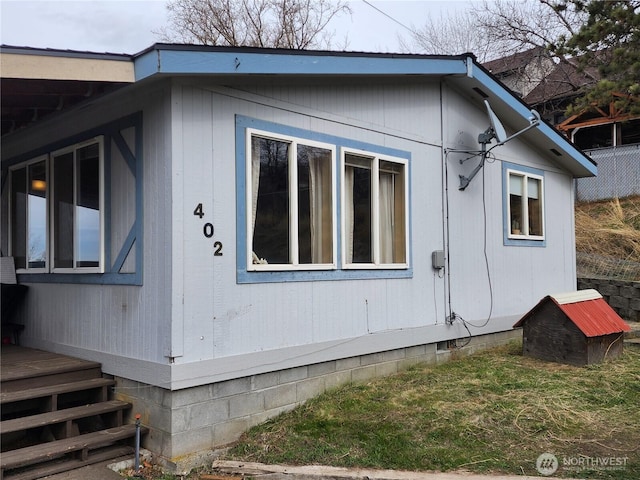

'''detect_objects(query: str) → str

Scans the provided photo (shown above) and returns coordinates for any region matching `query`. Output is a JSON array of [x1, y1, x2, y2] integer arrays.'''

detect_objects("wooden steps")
[[2, 446, 135, 480], [1, 400, 130, 435], [1, 346, 145, 480], [1, 377, 115, 407]]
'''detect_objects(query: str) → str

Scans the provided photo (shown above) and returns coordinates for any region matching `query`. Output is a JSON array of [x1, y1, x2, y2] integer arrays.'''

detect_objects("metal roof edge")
[[466, 59, 597, 178], [132, 43, 470, 81], [0, 44, 133, 61]]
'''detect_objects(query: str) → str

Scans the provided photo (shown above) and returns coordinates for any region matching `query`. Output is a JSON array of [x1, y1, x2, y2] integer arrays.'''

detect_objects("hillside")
[[575, 196, 640, 280]]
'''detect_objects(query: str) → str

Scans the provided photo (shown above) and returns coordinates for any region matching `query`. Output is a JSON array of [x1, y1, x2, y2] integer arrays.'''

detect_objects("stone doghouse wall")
[[114, 329, 521, 472], [578, 277, 640, 322]]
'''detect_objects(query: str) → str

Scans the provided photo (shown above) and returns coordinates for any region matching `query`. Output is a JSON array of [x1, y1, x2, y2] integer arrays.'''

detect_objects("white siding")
[[172, 80, 447, 371], [1, 75, 580, 389], [442, 83, 577, 325]]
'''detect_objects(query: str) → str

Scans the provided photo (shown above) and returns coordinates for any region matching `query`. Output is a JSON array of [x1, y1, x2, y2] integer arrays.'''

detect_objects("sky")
[[0, 0, 473, 55]]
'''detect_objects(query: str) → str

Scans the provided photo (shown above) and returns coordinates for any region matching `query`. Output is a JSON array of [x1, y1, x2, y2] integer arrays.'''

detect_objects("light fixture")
[[31, 179, 46, 192]]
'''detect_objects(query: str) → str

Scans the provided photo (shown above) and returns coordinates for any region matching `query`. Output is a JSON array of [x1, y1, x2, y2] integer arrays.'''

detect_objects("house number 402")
[[193, 203, 223, 256]]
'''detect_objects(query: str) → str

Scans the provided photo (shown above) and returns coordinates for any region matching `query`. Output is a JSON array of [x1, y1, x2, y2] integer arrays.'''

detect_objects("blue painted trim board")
[[135, 48, 469, 81]]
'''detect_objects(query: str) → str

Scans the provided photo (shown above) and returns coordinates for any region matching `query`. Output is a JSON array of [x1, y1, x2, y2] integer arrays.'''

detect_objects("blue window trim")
[[502, 161, 546, 247], [10, 112, 144, 285], [235, 115, 413, 284]]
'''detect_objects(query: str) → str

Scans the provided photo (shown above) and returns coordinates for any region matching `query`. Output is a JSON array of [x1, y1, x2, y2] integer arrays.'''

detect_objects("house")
[[0, 44, 596, 469], [483, 49, 640, 203], [483, 46, 556, 102], [483, 49, 640, 150], [513, 289, 630, 366]]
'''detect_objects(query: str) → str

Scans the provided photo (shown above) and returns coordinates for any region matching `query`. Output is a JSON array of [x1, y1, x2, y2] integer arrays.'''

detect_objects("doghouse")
[[514, 289, 630, 366]]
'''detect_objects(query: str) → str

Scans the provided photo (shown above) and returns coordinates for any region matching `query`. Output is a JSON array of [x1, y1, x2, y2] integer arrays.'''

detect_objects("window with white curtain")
[[9, 138, 105, 274], [247, 129, 335, 270], [343, 151, 408, 268], [507, 169, 544, 240]]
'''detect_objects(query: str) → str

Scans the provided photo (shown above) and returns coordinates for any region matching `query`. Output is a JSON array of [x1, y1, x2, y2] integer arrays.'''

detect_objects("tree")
[[550, 0, 640, 114], [398, 10, 493, 62], [400, 1, 587, 61], [403, 0, 639, 116], [157, 0, 351, 50]]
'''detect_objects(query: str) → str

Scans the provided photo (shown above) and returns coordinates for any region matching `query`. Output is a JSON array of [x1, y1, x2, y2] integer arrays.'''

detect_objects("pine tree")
[[552, 0, 640, 114]]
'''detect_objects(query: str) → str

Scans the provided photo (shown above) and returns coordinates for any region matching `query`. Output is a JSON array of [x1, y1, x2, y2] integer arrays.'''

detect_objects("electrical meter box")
[[432, 250, 445, 269]]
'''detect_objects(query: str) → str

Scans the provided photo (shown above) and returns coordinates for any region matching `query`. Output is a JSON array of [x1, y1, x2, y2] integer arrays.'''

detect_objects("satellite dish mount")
[[459, 100, 541, 191]]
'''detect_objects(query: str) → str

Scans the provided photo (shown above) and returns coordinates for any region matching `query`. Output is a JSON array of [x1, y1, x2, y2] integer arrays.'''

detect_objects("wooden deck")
[[1, 345, 102, 393], [0, 346, 144, 480]]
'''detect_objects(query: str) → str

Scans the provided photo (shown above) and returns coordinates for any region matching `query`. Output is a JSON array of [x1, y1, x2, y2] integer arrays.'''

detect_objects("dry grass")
[[576, 196, 640, 260], [226, 342, 640, 479]]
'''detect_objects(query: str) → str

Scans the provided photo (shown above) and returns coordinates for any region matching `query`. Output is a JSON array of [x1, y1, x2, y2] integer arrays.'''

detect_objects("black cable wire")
[[443, 148, 495, 339], [463, 149, 494, 328]]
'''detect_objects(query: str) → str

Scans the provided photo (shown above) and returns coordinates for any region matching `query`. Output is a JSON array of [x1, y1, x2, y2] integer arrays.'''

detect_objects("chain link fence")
[[576, 144, 640, 202], [577, 252, 640, 282]]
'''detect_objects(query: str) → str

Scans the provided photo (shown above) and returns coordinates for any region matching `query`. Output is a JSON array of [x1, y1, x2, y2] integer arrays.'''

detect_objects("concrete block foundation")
[[114, 329, 521, 472]]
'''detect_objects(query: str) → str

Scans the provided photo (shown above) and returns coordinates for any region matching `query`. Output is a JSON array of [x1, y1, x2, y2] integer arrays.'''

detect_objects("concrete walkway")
[[41, 458, 582, 480], [210, 460, 580, 480]]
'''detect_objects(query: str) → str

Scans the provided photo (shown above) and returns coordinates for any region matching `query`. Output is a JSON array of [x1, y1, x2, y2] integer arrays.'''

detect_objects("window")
[[506, 168, 544, 241], [9, 138, 104, 273], [237, 116, 412, 282], [343, 151, 408, 267], [247, 129, 335, 270], [9, 157, 48, 271]]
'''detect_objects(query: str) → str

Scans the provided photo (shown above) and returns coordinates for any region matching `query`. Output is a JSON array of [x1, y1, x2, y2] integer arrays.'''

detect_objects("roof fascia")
[[466, 60, 597, 177], [133, 45, 469, 81], [1, 52, 134, 82]]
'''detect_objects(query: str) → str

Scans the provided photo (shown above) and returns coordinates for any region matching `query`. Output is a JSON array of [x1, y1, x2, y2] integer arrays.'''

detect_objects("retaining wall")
[[578, 277, 640, 322]]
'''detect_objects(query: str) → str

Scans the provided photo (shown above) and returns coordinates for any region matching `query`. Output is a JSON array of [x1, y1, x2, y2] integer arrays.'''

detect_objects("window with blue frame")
[[237, 116, 412, 282], [503, 162, 545, 245]]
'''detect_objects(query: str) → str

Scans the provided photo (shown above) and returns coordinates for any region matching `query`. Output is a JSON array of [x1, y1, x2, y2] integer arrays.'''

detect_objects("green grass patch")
[[226, 341, 640, 479]]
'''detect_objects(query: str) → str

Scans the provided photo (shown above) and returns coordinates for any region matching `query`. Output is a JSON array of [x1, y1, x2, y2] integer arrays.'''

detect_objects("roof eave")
[[132, 44, 470, 81]]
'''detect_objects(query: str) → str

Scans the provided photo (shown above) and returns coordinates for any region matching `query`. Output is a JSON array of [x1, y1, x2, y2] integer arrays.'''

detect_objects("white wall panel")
[[171, 80, 447, 368], [442, 83, 577, 327], [2, 74, 581, 389]]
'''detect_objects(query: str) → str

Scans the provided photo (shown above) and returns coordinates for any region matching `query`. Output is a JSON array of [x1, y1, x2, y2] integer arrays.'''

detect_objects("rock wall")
[[578, 278, 640, 322]]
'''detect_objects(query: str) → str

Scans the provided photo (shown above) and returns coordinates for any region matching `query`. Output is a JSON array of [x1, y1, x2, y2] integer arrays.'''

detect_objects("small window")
[[506, 169, 544, 241], [343, 151, 408, 268], [247, 130, 335, 270]]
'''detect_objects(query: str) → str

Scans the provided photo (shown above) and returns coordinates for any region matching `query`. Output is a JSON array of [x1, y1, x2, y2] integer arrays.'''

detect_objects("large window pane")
[[76, 144, 100, 267], [252, 137, 290, 264], [28, 161, 47, 268], [509, 174, 524, 235], [380, 160, 406, 264], [298, 145, 333, 264], [345, 155, 372, 264], [527, 177, 543, 236], [54, 152, 74, 269]]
